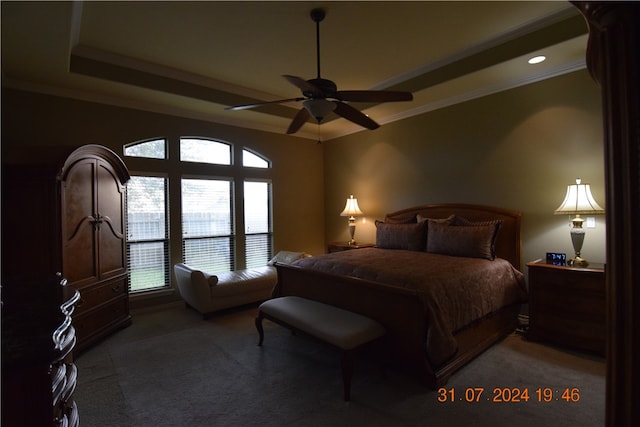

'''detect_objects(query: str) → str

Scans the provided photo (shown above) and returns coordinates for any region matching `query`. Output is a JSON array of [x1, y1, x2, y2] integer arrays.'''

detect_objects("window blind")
[[126, 176, 170, 292], [182, 178, 234, 273], [244, 180, 272, 268]]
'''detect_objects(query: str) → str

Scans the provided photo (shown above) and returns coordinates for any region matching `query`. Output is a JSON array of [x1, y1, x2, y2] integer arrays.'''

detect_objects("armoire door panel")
[[62, 220, 98, 286], [99, 219, 127, 278], [96, 160, 127, 278], [61, 159, 98, 286]]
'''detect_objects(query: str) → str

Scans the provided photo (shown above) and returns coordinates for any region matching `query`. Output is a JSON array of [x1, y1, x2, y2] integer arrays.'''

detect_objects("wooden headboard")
[[385, 203, 522, 270]]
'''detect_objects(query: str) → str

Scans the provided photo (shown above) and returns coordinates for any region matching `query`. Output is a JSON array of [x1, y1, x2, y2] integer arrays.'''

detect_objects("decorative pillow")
[[426, 221, 501, 260], [454, 217, 502, 258], [267, 250, 309, 266], [375, 220, 427, 251], [417, 214, 455, 247], [417, 213, 455, 225], [383, 214, 417, 224], [453, 216, 501, 228]]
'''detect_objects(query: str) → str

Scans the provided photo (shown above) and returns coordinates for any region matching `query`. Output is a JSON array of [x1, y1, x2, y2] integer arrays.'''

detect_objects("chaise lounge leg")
[[341, 350, 354, 402], [255, 311, 265, 346]]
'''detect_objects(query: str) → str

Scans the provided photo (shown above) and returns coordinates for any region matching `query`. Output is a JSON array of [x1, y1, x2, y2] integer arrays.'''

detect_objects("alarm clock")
[[546, 252, 567, 266]]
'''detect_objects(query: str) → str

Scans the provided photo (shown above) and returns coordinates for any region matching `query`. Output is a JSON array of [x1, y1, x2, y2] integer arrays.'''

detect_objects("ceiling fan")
[[225, 8, 413, 134]]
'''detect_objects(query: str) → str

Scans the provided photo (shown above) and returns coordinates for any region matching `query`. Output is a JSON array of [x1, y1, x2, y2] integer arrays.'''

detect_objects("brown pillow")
[[426, 221, 501, 260], [416, 213, 455, 225], [453, 216, 501, 228], [383, 214, 417, 224], [454, 216, 502, 259], [417, 214, 455, 244], [375, 220, 427, 251]]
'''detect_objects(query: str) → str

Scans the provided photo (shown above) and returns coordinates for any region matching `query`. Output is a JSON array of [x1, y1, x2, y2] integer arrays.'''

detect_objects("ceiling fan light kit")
[[303, 99, 336, 121], [226, 8, 413, 135]]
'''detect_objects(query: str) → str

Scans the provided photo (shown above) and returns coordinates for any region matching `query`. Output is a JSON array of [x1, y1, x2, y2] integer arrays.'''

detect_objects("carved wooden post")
[[572, 2, 640, 426]]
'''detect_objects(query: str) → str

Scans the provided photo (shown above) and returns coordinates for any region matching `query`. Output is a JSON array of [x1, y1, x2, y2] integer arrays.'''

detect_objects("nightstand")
[[526, 259, 605, 355], [327, 242, 375, 253]]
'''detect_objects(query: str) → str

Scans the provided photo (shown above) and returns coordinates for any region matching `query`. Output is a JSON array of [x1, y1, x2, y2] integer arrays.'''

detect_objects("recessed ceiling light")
[[528, 55, 546, 65]]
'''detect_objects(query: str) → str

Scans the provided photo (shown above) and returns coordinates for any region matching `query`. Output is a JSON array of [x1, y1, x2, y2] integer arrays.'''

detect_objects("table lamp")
[[340, 195, 363, 245], [554, 178, 605, 267]]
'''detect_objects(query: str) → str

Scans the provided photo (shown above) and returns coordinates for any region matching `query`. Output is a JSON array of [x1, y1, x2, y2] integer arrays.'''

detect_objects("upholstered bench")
[[173, 251, 309, 318], [255, 296, 386, 401], [174, 264, 276, 318]]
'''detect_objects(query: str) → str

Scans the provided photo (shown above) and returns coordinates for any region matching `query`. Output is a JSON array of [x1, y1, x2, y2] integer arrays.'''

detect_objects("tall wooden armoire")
[[58, 144, 132, 352], [2, 144, 132, 354]]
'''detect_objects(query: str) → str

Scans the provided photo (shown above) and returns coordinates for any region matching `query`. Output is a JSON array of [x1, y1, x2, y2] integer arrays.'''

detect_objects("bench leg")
[[341, 350, 354, 401], [255, 311, 265, 346]]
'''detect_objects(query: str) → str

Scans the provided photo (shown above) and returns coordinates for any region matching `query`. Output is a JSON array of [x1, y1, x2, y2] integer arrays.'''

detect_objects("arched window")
[[180, 138, 231, 165], [124, 137, 272, 293], [243, 149, 270, 168], [124, 138, 166, 159]]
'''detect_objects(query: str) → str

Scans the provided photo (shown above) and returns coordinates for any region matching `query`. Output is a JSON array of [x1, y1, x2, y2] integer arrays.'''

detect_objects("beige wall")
[[323, 70, 606, 271], [2, 68, 607, 291], [1, 88, 326, 264]]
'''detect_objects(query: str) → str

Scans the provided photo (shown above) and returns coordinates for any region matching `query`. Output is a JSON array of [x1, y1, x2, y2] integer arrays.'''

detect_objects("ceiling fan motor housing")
[[306, 78, 338, 98]]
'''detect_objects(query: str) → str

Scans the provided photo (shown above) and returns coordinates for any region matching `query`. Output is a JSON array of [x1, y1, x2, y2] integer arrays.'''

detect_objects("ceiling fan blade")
[[225, 97, 305, 111], [333, 101, 380, 130], [286, 107, 311, 134], [336, 90, 413, 103], [283, 75, 322, 97]]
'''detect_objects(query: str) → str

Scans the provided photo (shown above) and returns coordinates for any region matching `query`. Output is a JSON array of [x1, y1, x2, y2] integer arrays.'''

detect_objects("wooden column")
[[572, 2, 640, 427]]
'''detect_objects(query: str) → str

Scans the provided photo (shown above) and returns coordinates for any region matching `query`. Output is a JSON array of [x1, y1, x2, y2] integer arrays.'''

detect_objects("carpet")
[[75, 304, 605, 427]]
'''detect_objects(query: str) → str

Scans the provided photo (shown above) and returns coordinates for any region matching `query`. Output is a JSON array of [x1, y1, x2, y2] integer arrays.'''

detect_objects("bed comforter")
[[292, 248, 527, 366]]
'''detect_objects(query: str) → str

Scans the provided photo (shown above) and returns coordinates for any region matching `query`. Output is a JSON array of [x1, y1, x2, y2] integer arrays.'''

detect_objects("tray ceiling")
[[1, 1, 588, 141]]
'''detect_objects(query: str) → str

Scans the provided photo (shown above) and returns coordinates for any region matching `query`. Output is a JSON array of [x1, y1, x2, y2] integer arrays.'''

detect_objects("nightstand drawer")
[[531, 283, 605, 320], [530, 312, 605, 354], [532, 295, 605, 321], [526, 260, 605, 355], [530, 267, 603, 292]]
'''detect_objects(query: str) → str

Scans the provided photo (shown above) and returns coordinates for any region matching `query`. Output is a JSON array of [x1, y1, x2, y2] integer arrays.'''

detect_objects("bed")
[[272, 203, 527, 388]]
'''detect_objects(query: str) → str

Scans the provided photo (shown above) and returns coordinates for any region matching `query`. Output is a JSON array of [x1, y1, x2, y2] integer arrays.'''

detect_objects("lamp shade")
[[554, 178, 605, 215], [340, 195, 363, 216]]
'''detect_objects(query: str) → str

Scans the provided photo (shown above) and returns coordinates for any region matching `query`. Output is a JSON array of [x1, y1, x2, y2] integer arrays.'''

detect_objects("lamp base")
[[569, 256, 589, 267], [347, 220, 357, 246], [568, 216, 588, 267]]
